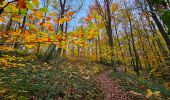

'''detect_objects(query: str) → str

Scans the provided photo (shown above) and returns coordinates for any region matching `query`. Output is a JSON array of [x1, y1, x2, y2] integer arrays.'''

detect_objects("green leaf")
[[40, 7, 49, 13], [28, 24, 35, 30], [161, 11, 170, 32], [155, 0, 165, 4], [20, 8, 27, 14], [150, 0, 165, 4], [17, 96, 28, 100], [26, 1, 33, 10]]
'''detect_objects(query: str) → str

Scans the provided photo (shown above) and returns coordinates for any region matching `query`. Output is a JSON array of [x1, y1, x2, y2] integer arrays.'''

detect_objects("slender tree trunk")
[[95, 38, 98, 61], [114, 17, 125, 66], [98, 33, 102, 62], [78, 46, 80, 59], [124, 27, 135, 72], [124, 2, 142, 75], [56, 48, 62, 64], [72, 45, 75, 60]]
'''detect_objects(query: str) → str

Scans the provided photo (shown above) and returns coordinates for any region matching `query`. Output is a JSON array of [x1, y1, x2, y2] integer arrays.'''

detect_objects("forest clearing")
[[0, 0, 170, 99]]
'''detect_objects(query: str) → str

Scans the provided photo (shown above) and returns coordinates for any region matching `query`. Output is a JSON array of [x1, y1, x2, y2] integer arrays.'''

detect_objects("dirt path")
[[96, 71, 130, 100]]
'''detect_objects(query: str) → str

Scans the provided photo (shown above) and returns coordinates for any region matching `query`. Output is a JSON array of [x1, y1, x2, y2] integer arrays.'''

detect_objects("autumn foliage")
[[0, 0, 170, 99]]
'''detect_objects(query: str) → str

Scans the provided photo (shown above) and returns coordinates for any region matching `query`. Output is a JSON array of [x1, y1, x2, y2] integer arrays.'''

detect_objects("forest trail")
[[96, 70, 130, 100]]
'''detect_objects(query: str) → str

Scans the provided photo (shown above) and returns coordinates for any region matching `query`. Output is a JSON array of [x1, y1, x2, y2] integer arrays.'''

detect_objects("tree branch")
[[0, 1, 16, 14]]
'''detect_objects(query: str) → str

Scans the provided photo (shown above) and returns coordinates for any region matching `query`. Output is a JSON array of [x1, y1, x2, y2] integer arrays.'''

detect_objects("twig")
[[0, 1, 16, 14]]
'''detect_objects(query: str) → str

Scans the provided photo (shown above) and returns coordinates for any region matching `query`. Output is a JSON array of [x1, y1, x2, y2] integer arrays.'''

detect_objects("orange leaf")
[[65, 16, 71, 22], [85, 15, 93, 22], [18, 0, 26, 9], [87, 15, 93, 20], [37, 10, 43, 18], [48, 38, 51, 42], [112, 4, 119, 12], [24, 30, 30, 35], [48, 25, 54, 31], [44, 22, 52, 27], [16, 15, 22, 19], [39, 22, 44, 26], [85, 18, 90, 22], [0, 17, 6, 22], [46, 17, 51, 21], [67, 11, 74, 16], [62, 14, 67, 17], [54, 19, 59, 23], [29, 15, 34, 21]]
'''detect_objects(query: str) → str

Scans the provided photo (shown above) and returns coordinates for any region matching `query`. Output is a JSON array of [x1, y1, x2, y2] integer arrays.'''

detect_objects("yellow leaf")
[[49, 12, 56, 17], [0, 17, 5, 22], [25, 44, 36, 49], [145, 89, 153, 98], [12, 17, 22, 23], [36, 10, 43, 18], [2, 34, 8, 38], [0, 59, 8, 67], [6, 47, 13, 51], [65, 16, 71, 22], [164, 82, 170, 89], [44, 21, 52, 27], [59, 18, 65, 24], [154, 91, 160, 97], [7, 3, 18, 12], [112, 4, 119, 12], [32, 0, 39, 7], [0, 1, 7, 7]]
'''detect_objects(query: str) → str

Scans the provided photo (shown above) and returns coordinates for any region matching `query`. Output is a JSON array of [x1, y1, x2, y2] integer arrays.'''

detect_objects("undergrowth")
[[0, 51, 104, 99], [109, 71, 170, 99]]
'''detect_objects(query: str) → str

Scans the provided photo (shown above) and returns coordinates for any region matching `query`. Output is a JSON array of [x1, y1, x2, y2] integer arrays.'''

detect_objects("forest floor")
[[96, 70, 130, 100], [0, 51, 170, 99], [96, 68, 170, 100]]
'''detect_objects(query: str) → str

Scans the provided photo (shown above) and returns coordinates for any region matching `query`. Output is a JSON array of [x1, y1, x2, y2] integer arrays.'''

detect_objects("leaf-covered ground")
[[0, 51, 170, 100], [96, 71, 129, 100], [109, 70, 170, 100], [0, 52, 105, 99]]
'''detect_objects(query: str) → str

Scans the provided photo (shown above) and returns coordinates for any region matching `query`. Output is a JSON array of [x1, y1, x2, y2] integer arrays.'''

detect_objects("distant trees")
[[136, 0, 170, 65], [0, 0, 170, 77], [141, 0, 170, 51], [83, 0, 170, 76], [48, 0, 83, 63], [93, 0, 116, 70]]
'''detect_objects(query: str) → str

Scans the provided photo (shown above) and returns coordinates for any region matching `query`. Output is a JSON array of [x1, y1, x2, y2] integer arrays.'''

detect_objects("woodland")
[[0, 0, 170, 99]]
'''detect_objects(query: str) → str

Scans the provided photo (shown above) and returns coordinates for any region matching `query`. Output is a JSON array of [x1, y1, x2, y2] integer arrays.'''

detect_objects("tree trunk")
[[124, 2, 141, 75], [105, 0, 116, 70], [56, 0, 66, 64], [124, 27, 136, 73], [148, 2, 170, 51], [56, 48, 62, 64]]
